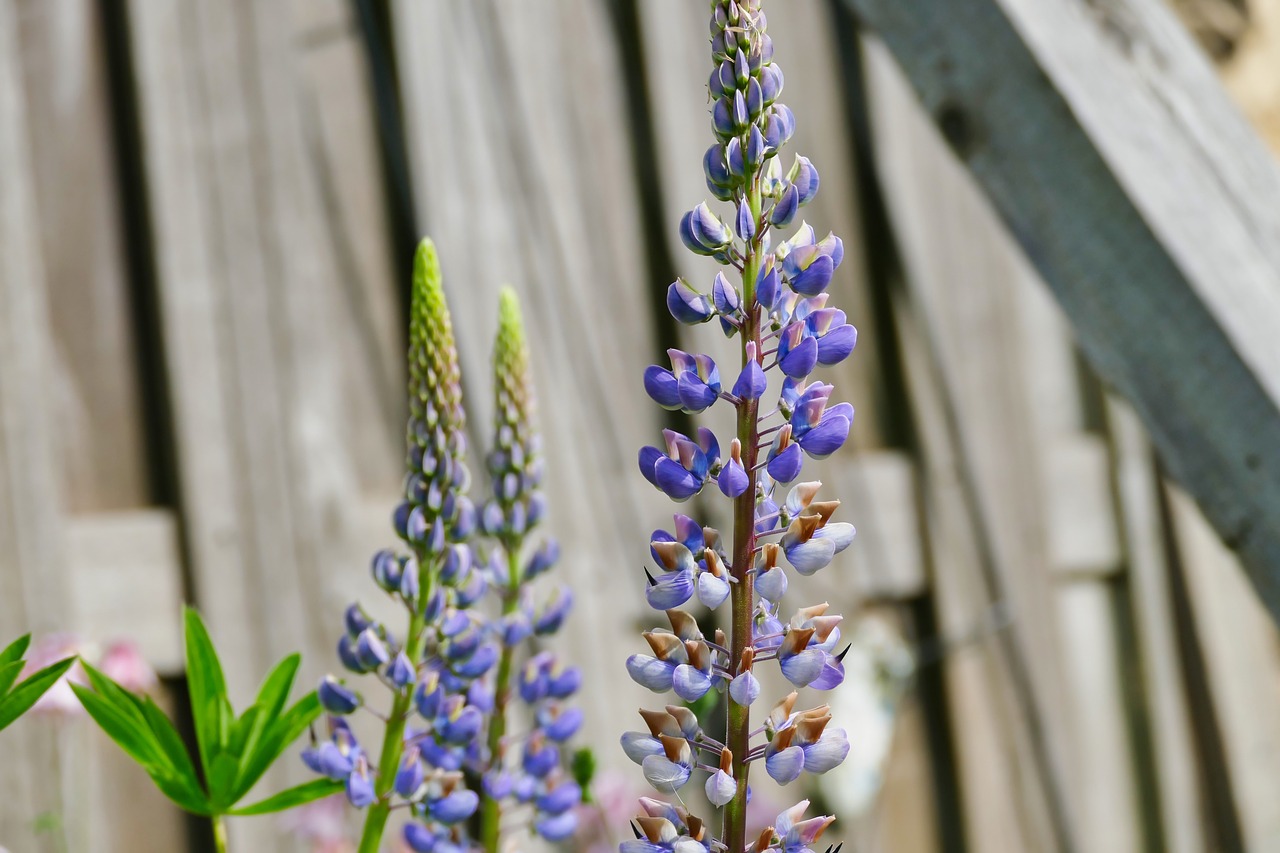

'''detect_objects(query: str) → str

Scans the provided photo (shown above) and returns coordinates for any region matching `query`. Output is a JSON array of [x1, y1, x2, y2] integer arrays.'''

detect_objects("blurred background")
[[3, 0, 1280, 851]]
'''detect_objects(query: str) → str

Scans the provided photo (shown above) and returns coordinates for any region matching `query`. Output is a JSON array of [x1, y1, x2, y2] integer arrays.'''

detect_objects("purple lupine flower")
[[317, 676, 360, 715], [472, 289, 585, 848], [625, 3, 858, 851], [307, 243, 589, 853]]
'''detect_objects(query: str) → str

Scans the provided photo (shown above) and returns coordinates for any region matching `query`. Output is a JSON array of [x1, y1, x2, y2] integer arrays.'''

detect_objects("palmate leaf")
[[0, 656, 75, 731], [70, 681, 211, 816], [0, 659, 26, 698], [228, 778, 343, 816], [0, 634, 31, 668], [77, 607, 323, 824], [183, 607, 229, 776], [230, 690, 322, 804]]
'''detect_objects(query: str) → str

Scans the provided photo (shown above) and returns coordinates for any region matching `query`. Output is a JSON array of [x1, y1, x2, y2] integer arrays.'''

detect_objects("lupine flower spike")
[[628, 3, 855, 852], [308, 257, 581, 853], [308, 239, 488, 853], [478, 288, 583, 852]]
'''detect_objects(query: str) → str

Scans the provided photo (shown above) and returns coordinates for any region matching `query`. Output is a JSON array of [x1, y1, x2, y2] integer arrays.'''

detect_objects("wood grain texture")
[[0, 2, 76, 847], [1106, 398, 1204, 853], [67, 510, 185, 674], [846, 0, 1280, 625], [126, 1, 405, 847], [14, 0, 150, 513], [1168, 487, 1280, 849], [392, 0, 670, 782], [866, 39, 1080, 852]]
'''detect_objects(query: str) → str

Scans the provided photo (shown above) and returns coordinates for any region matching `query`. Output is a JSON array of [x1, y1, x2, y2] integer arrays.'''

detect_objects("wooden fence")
[[3, 0, 1280, 851]]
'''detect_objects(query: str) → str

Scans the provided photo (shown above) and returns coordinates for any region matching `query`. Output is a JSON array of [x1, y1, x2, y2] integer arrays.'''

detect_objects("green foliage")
[[72, 607, 339, 821], [571, 747, 597, 803], [0, 634, 75, 732]]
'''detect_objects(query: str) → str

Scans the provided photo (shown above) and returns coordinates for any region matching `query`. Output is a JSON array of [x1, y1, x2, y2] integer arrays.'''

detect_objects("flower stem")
[[724, 174, 764, 853], [358, 556, 435, 853], [212, 815, 229, 853], [481, 545, 523, 853]]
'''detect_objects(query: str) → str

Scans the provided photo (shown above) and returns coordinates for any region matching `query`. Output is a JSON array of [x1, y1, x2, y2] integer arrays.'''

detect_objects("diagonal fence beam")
[[845, 0, 1280, 625]]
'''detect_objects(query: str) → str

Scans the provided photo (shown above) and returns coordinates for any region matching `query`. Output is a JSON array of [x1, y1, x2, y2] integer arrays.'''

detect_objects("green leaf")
[[83, 660, 205, 799], [572, 748, 597, 803], [71, 682, 211, 816], [0, 656, 75, 731], [252, 654, 300, 723], [208, 752, 242, 811], [81, 663, 151, 731], [229, 654, 299, 798], [69, 682, 169, 772], [227, 705, 260, 760], [231, 691, 321, 802], [137, 695, 203, 791], [0, 634, 31, 668], [228, 778, 342, 816], [0, 660, 26, 698], [183, 607, 229, 777]]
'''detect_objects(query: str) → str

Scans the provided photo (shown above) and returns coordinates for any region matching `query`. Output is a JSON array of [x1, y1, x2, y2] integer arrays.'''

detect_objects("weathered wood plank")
[[127, 1, 407, 846], [1167, 486, 1280, 848], [846, 0, 1280, 624], [392, 0, 669, 781], [1106, 398, 1204, 853], [14, 0, 150, 513], [0, 3, 78, 848], [865, 39, 1080, 851], [66, 510, 185, 674], [894, 287, 1053, 852]]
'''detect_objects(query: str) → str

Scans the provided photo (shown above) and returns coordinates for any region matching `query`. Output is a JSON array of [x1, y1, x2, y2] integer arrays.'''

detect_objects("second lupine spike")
[[479, 287, 583, 853]]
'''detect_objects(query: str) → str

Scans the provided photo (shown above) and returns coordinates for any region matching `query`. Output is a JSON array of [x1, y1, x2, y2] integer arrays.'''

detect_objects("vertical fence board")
[[1168, 488, 1280, 849], [1107, 399, 1205, 853], [128, 0, 405, 846], [392, 0, 669, 788], [0, 1, 72, 846], [866, 37, 1076, 852], [14, 0, 150, 514]]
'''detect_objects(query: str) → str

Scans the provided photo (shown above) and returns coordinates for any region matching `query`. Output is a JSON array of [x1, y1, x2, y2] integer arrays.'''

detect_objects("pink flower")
[[98, 641, 157, 693], [575, 771, 647, 853], [23, 633, 84, 717], [277, 794, 353, 853]]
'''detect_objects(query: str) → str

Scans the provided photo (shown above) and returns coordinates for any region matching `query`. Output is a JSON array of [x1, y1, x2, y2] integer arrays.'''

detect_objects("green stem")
[[724, 172, 764, 853], [358, 557, 435, 853], [480, 544, 523, 853], [212, 815, 229, 853]]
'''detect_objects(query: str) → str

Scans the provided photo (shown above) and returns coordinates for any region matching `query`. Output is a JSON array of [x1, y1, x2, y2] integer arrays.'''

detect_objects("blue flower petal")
[[789, 253, 834, 297], [641, 754, 692, 792], [732, 359, 767, 400], [645, 567, 696, 611], [644, 366, 683, 409], [654, 458, 703, 501], [779, 648, 825, 687], [779, 336, 818, 379], [816, 324, 857, 365], [536, 810, 579, 842], [706, 769, 737, 806], [672, 664, 713, 702], [798, 414, 850, 459], [697, 571, 731, 609], [765, 745, 806, 785], [626, 654, 676, 692], [429, 789, 479, 825], [621, 731, 665, 764], [767, 443, 803, 484], [803, 728, 850, 773], [729, 670, 761, 706]]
